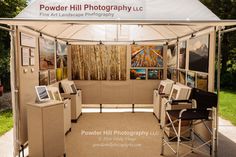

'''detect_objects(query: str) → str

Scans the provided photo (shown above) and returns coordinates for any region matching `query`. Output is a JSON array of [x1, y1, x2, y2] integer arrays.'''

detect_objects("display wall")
[[16, 27, 68, 146], [69, 44, 165, 104], [167, 33, 214, 92]]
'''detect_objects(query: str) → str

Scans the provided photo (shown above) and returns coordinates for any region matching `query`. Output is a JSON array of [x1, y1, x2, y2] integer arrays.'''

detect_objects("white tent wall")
[[68, 44, 167, 104], [13, 26, 40, 149]]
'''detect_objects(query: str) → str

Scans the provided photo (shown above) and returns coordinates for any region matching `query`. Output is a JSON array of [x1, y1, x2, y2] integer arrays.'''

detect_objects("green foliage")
[[0, 0, 27, 90], [219, 90, 236, 125], [0, 109, 13, 136]]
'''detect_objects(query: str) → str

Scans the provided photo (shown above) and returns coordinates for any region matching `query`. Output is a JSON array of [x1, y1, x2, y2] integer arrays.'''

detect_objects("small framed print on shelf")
[[21, 47, 30, 66]]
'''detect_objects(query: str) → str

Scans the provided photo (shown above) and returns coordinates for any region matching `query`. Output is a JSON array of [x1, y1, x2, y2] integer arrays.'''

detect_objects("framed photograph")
[[187, 71, 195, 88], [167, 44, 178, 68], [130, 69, 146, 80], [39, 70, 49, 86], [167, 68, 172, 80], [21, 47, 30, 66], [20, 32, 36, 48], [39, 38, 55, 70], [30, 49, 35, 57], [71, 45, 127, 80], [179, 70, 186, 85], [30, 57, 35, 66], [197, 73, 208, 91], [35, 86, 50, 102], [179, 41, 186, 69], [172, 69, 178, 82], [56, 42, 67, 69], [189, 34, 209, 72], [49, 69, 57, 84], [131, 45, 163, 67], [148, 69, 163, 80]]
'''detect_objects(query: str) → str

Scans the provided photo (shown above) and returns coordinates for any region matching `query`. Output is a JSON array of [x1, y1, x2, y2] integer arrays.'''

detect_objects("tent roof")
[[1, 0, 236, 42]]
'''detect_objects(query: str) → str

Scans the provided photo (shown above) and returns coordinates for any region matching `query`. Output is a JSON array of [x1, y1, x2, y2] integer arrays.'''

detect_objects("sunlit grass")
[[0, 109, 13, 136], [219, 89, 236, 125]]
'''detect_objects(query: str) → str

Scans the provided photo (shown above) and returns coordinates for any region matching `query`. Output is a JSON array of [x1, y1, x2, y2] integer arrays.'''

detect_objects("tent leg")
[[10, 26, 20, 157], [215, 26, 222, 157]]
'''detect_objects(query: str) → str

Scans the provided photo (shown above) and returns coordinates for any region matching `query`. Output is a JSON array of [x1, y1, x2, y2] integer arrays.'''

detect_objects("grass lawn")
[[0, 109, 13, 136], [219, 89, 236, 125]]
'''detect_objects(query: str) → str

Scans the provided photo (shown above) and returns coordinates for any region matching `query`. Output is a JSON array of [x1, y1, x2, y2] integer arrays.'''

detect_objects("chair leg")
[[176, 119, 182, 157], [191, 122, 195, 153], [161, 127, 164, 155]]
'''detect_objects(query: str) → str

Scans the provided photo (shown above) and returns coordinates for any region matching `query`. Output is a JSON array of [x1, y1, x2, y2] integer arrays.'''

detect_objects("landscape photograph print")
[[187, 71, 195, 88], [189, 34, 209, 73], [130, 69, 146, 80], [167, 44, 178, 68], [179, 70, 186, 85], [56, 42, 68, 79], [179, 41, 186, 69], [197, 73, 208, 91], [148, 69, 163, 80], [131, 45, 163, 67], [71, 45, 127, 80], [39, 38, 55, 70]]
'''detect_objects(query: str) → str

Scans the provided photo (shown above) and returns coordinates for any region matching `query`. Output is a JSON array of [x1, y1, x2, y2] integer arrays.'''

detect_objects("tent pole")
[[215, 26, 222, 157], [10, 25, 20, 157]]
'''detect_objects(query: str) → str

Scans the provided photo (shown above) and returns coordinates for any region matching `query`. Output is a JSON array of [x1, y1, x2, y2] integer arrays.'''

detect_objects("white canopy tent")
[[1, 0, 236, 156]]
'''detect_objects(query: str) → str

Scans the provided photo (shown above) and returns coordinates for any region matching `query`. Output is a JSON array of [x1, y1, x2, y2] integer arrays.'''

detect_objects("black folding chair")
[[161, 88, 218, 157]]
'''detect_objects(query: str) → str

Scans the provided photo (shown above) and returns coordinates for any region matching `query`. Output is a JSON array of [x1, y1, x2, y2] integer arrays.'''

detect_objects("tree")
[[0, 0, 27, 91], [200, 0, 236, 88]]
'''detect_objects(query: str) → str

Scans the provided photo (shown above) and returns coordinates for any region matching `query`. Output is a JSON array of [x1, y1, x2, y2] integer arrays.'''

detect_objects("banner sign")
[[16, 0, 220, 20], [17, 0, 146, 19]]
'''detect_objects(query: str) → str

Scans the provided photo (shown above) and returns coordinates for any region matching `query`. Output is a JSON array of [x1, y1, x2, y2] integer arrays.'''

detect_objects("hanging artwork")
[[131, 45, 163, 67], [179, 70, 186, 85], [71, 45, 127, 80], [167, 44, 178, 68], [187, 71, 195, 88], [197, 73, 208, 91], [130, 69, 146, 80], [56, 42, 68, 80], [172, 69, 178, 82], [21, 47, 30, 66], [39, 38, 55, 70], [148, 69, 163, 80], [49, 69, 57, 84], [20, 32, 36, 48], [39, 70, 49, 86], [167, 68, 177, 82], [167, 68, 172, 80], [179, 41, 186, 69], [189, 34, 209, 72]]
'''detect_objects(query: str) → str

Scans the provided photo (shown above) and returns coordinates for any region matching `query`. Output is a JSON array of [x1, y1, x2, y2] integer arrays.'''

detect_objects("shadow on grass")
[[221, 88, 236, 94], [218, 132, 236, 157]]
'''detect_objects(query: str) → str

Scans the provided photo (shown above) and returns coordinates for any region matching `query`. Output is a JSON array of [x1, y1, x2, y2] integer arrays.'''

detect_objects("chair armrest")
[[170, 99, 192, 105]]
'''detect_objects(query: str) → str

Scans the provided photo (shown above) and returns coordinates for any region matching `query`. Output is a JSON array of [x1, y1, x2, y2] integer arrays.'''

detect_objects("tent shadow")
[[218, 132, 236, 157]]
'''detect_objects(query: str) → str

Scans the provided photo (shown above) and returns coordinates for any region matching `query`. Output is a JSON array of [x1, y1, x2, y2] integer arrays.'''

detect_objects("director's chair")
[[161, 88, 218, 157]]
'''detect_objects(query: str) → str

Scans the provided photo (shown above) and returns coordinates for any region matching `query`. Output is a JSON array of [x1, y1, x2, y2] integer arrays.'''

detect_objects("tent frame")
[[0, 21, 236, 157]]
